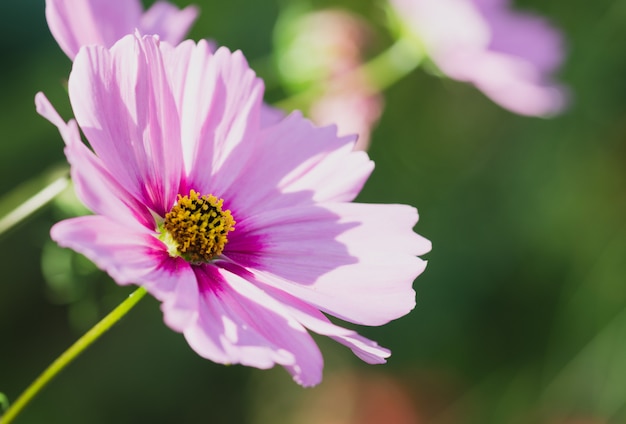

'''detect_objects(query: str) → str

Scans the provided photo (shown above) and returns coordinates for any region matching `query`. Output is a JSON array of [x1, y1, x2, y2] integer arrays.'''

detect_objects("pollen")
[[162, 189, 235, 263]]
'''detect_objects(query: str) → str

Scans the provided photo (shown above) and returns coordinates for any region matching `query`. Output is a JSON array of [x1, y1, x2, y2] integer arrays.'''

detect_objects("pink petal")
[[391, 0, 567, 116], [474, 0, 564, 74], [180, 265, 324, 386], [226, 202, 429, 326], [45, 0, 142, 59], [51, 215, 167, 286], [69, 33, 183, 216], [222, 112, 374, 216], [53, 214, 201, 333], [260, 104, 285, 127], [35, 92, 154, 229], [172, 46, 264, 197], [284, 300, 391, 364], [158, 261, 200, 332], [449, 50, 567, 116], [234, 278, 391, 364], [140, 2, 199, 46]]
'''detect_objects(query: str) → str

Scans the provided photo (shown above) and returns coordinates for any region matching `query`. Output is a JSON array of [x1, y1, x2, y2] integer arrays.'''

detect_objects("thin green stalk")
[[0, 287, 148, 424], [359, 36, 423, 93], [274, 36, 423, 111], [0, 166, 70, 239]]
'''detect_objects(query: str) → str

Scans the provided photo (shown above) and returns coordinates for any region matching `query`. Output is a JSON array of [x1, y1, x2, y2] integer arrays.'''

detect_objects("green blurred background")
[[1, 0, 626, 423]]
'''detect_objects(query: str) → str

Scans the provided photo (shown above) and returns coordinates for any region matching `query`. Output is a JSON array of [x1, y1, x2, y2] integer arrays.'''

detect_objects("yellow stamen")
[[162, 189, 235, 263]]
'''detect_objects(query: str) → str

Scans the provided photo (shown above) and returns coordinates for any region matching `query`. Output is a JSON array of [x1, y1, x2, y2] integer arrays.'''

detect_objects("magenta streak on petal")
[[184, 48, 265, 199], [51, 215, 166, 286], [35, 92, 154, 229], [225, 202, 428, 326], [217, 261, 391, 364], [215, 112, 373, 219], [69, 35, 184, 216], [181, 265, 324, 386]]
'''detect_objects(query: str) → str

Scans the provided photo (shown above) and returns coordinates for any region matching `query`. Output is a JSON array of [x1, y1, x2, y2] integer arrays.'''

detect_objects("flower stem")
[[0, 166, 70, 239], [274, 36, 422, 111], [0, 286, 148, 424], [359, 36, 423, 93]]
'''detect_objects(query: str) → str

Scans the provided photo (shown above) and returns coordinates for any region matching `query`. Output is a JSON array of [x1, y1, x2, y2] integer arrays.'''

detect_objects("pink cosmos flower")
[[35, 33, 430, 386], [46, 0, 198, 59], [389, 0, 567, 116]]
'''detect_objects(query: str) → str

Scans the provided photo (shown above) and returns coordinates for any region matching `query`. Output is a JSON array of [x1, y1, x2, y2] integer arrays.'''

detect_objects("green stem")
[[0, 166, 70, 239], [274, 36, 423, 111], [360, 36, 423, 93], [0, 286, 148, 424]]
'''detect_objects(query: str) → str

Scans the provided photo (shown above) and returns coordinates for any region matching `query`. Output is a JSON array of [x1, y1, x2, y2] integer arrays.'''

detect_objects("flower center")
[[162, 189, 235, 263]]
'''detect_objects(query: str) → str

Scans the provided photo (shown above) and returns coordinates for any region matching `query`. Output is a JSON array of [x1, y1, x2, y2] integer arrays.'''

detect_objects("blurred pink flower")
[[35, 33, 430, 386], [277, 9, 375, 86], [277, 9, 383, 150], [310, 81, 383, 151], [390, 0, 567, 116], [46, 0, 198, 59]]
